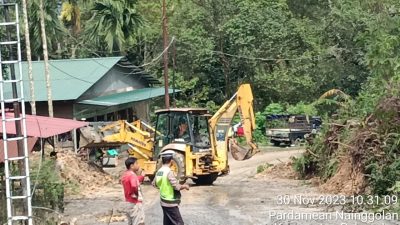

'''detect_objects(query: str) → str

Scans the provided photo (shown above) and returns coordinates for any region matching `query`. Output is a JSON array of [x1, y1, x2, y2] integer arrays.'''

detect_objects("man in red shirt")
[[120, 157, 145, 225]]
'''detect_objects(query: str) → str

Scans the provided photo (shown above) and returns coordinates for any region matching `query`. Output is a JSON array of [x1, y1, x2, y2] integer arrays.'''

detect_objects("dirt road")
[[63, 148, 400, 225]]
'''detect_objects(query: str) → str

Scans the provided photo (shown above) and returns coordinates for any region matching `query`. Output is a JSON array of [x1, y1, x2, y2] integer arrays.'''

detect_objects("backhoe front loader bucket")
[[229, 138, 258, 160]]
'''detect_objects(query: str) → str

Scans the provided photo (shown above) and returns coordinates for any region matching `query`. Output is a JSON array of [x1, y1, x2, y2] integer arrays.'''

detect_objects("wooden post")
[[162, 0, 170, 109]]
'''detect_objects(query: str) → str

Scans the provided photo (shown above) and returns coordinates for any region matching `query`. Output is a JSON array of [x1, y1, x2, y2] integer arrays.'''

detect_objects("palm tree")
[[85, 0, 142, 53], [60, 0, 92, 35], [21, 0, 36, 115], [39, 0, 53, 117], [60, 1, 81, 34], [28, 0, 65, 60]]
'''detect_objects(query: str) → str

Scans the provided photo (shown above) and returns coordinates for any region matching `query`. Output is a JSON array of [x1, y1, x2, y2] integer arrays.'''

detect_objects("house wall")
[[78, 65, 150, 100], [74, 100, 150, 122], [133, 100, 150, 121], [26, 100, 74, 119]]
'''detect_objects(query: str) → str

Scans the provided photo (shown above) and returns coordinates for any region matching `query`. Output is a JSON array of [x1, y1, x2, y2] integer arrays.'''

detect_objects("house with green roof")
[[6, 56, 172, 121]]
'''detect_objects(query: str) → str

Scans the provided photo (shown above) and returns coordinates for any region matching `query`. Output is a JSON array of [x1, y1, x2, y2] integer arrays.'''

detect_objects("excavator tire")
[[193, 173, 218, 185], [157, 151, 186, 184]]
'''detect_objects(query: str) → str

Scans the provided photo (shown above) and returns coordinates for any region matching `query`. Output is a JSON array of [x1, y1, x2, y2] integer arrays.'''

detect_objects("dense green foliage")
[[19, 0, 385, 110], [295, 83, 400, 198], [287, 0, 400, 212]]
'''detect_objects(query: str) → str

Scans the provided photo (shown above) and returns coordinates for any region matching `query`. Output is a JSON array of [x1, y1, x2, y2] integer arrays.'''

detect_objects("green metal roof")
[[78, 87, 179, 106], [4, 57, 122, 101]]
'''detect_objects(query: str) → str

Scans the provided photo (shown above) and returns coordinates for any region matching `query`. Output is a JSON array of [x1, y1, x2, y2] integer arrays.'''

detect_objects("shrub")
[[257, 163, 273, 173]]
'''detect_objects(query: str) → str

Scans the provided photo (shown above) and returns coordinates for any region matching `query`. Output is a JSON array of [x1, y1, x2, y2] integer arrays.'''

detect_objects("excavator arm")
[[209, 84, 259, 162], [100, 120, 155, 160]]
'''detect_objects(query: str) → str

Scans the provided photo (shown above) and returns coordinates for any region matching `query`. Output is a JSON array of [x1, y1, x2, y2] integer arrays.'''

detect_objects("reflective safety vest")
[[155, 166, 181, 204]]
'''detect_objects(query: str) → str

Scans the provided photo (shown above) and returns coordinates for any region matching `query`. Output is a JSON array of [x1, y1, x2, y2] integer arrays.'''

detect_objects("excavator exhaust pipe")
[[229, 138, 258, 161]]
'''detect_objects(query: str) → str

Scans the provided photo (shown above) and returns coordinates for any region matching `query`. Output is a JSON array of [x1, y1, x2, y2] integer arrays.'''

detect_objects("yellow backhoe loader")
[[101, 83, 259, 184], [99, 119, 159, 173]]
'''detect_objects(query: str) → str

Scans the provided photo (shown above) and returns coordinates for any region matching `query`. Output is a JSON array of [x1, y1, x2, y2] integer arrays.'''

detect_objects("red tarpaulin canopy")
[[0, 137, 38, 163], [0, 113, 88, 138], [0, 113, 88, 162]]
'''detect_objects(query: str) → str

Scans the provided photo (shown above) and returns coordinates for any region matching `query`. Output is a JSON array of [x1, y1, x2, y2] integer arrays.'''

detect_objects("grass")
[[256, 163, 273, 173]]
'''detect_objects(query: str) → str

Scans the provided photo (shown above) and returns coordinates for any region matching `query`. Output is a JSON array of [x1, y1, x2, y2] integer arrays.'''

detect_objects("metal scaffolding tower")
[[0, 1, 33, 225]]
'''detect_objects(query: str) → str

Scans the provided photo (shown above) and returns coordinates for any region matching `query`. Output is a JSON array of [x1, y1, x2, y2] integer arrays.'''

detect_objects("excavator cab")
[[151, 84, 258, 185], [153, 109, 212, 158], [153, 106, 257, 185], [153, 108, 221, 185]]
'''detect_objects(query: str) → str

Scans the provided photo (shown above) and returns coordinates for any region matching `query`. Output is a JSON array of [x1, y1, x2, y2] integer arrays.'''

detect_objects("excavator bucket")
[[229, 138, 257, 161]]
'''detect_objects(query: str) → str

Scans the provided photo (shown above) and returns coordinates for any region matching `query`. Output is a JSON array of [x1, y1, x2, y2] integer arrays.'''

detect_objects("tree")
[[15, 0, 392, 115], [59, 0, 83, 35], [166, 0, 319, 108], [84, 0, 142, 53], [21, 0, 36, 115], [27, 0, 65, 59], [39, 0, 53, 117]]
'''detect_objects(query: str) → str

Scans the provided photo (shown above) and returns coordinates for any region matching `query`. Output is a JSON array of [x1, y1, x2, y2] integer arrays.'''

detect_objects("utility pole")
[[162, 0, 170, 108], [172, 39, 176, 107]]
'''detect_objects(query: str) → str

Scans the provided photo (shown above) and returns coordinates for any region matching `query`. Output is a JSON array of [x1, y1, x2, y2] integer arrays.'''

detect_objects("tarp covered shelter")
[[0, 113, 88, 138], [0, 113, 88, 162]]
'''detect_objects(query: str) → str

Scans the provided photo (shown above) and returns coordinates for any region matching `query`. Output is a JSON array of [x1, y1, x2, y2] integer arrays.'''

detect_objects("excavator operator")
[[174, 117, 190, 142]]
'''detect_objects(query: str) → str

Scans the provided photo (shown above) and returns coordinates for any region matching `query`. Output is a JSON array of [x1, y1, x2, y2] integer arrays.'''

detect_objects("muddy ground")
[[63, 148, 400, 225]]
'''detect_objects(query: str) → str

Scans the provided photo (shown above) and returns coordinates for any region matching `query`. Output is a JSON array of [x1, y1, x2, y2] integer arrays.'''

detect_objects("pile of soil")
[[319, 157, 367, 195], [308, 119, 371, 196], [316, 92, 400, 196], [56, 150, 116, 195], [309, 120, 368, 195], [255, 161, 299, 180]]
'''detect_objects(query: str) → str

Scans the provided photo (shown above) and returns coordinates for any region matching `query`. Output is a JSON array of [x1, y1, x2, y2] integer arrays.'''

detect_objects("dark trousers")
[[161, 206, 184, 225]]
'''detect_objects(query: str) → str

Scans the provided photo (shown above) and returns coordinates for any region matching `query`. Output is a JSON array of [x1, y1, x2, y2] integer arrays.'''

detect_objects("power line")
[[175, 38, 325, 62], [90, 58, 112, 70], [138, 36, 175, 71], [211, 50, 321, 61], [49, 63, 94, 84], [64, 35, 321, 75], [71, 37, 175, 72], [116, 36, 176, 68]]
